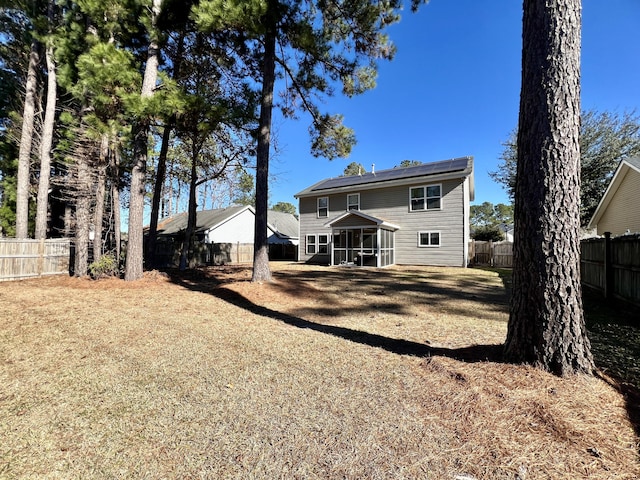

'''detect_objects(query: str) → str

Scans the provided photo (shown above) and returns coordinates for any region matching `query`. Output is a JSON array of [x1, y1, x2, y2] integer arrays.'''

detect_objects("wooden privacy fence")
[[152, 240, 254, 268], [472, 234, 640, 306], [581, 233, 640, 306], [469, 240, 513, 268], [0, 238, 71, 282]]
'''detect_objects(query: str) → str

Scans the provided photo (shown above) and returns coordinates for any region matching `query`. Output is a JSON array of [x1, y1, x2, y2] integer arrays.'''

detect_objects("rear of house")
[[295, 157, 474, 267]]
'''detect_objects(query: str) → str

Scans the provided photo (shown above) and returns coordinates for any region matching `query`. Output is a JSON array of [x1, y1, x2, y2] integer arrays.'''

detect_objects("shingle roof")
[[267, 210, 299, 239], [154, 205, 249, 235], [295, 156, 473, 197], [150, 206, 299, 239]]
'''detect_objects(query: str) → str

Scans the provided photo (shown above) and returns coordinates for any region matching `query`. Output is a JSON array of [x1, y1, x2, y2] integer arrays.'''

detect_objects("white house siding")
[[298, 177, 467, 266], [205, 208, 256, 243], [597, 168, 640, 235]]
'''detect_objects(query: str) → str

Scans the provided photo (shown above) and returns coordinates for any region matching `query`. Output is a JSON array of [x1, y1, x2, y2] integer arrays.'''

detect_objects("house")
[[587, 157, 640, 236], [294, 157, 474, 267], [148, 205, 299, 266]]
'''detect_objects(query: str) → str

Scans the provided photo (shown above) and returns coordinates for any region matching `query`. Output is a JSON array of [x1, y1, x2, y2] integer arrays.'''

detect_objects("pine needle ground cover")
[[1, 264, 638, 479]]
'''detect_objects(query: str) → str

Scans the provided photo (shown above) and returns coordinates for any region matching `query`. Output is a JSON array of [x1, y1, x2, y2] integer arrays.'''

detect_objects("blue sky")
[[267, 0, 640, 210]]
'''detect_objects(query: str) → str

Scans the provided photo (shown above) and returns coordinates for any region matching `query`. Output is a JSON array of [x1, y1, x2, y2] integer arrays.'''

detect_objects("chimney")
[[371, 163, 375, 174]]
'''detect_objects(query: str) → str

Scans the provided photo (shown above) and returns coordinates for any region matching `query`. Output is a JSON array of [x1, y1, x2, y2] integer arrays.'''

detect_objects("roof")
[[154, 205, 250, 235], [151, 205, 300, 239], [587, 157, 640, 229], [324, 210, 400, 231], [295, 156, 474, 198], [267, 210, 300, 239]]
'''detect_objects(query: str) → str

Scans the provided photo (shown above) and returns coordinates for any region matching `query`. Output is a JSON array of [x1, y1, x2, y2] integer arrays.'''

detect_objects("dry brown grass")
[[1, 263, 638, 479]]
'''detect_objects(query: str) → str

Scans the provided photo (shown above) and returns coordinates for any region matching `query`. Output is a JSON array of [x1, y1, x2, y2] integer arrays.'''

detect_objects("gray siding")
[[298, 177, 467, 266]]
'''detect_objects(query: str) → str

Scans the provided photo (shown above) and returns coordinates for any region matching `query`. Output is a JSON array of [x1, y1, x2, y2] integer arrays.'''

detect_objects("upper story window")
[[347, 193, 360, 211], [317, 197, 328, 218], [410, 184, 442, 211]]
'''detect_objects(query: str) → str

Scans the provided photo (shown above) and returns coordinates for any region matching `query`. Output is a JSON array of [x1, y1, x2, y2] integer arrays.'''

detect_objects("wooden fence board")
[[471, 235, 640, 307], [469, 241, 512, 267], [0, 239, 71, 281]]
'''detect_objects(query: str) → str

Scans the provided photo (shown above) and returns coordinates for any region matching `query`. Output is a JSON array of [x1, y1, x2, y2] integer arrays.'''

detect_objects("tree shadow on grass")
[[583, 292, 640, 445], [167, 267, 640, 445], [167, 271, 504, 364]]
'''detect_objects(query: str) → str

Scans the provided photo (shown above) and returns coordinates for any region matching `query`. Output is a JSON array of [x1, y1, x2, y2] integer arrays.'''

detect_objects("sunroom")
[[324, 211, 399, 267]]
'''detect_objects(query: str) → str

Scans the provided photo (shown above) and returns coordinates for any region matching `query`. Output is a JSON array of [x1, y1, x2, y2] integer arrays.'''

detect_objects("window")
[[347, 193, 360, 211], [306, 235, 317, 254], [307, 234, 330, 254], [418, 231, 441, 247], [410, 184, 442, 211], [317, 197, 328, 217]]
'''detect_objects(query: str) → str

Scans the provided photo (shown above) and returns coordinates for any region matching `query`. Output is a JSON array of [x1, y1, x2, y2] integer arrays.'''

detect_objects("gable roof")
[[295, 156, 474, 199], [151, 205, 299, 239], [267, 210, 300, 239], [324, 210, 400, 231], [587, 157, 640, 230], [154, 205, 251, 235]]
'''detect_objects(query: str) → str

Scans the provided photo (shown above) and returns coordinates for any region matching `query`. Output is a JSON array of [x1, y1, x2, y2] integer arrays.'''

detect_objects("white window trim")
[[347, 193, 360, 211], [307, 233, 331, 254], [306, 234, 317, 254], [418, 231, 441, 248], [317, 197, 329, 218], [409, 184, 442, 212]]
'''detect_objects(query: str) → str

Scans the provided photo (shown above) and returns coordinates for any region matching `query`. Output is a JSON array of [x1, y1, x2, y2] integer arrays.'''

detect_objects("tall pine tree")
[[504, 0, 594, 375], [194, 0, 419, 281]]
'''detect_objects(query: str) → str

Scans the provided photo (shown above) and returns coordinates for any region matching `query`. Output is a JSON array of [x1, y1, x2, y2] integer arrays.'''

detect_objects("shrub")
[[88, 253, 120, 279], [472, 225, 505, 242]]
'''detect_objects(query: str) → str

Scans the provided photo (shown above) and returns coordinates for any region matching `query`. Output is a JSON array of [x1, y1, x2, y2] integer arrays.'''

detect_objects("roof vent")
[[371, 163, 375, 174]]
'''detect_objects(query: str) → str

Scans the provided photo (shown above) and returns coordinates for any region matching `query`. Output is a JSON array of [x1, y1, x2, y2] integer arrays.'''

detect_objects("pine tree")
[[504, 0, 594, 375], [34, 0, 58, 239], [194, 0, 415, 282], [125, 0, 162, 281]]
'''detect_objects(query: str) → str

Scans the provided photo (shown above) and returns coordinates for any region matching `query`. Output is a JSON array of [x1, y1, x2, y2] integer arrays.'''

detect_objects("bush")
[[88, 253, 120, 279], [472, 225, 505, 242]]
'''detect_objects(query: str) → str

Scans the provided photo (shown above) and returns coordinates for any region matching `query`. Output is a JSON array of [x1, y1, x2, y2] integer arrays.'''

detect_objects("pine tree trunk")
[[124, 0, 161, 281], [111, 148, 122, 263], [251, 4, 277, 283], [147, 116, 174, 267], [34, 42, 57, 239], [504, 0, 594, 375], [92, 135, 108, 262], [16, 40, 41, 238], [74, 155, 91, 277], [179, 151, 198, 271], [34, 2, 57, 239]]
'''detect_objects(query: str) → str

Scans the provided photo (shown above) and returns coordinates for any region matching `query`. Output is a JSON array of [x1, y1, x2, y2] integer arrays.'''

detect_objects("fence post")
[[37, 238, 45, 277], [489, 240, 493, 266], [604, 232, 612, 300], [469, 240, 475, 265]]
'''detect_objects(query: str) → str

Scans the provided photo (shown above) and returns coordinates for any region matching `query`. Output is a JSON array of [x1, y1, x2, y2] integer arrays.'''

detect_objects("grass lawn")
[[1, 263, 638, 479]]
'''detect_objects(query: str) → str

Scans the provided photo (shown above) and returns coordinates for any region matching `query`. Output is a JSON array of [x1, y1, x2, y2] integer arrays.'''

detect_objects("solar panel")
[[310, 157, 471, 192]]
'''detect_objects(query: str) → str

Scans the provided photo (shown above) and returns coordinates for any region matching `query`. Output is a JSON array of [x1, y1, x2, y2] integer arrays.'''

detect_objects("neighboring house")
[[587, 157, 640, 236], [294, 157, 474, 267], [148, 205, 299, 266]]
